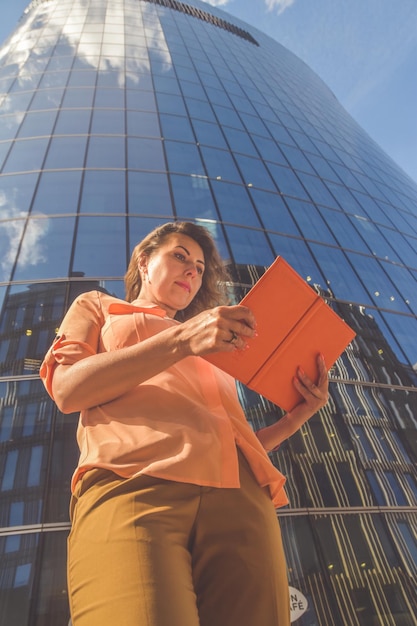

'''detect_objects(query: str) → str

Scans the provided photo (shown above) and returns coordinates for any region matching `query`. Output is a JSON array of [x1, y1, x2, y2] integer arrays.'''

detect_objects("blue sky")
[[1, 0, 416, 183]]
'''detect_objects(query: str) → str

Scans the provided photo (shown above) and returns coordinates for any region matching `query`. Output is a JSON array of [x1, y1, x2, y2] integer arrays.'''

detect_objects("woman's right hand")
[[177, 304, 257, 357]]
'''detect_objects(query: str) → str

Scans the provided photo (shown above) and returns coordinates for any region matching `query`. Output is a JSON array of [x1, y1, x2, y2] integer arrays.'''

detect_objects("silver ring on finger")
[[226, 330, 238, 344]]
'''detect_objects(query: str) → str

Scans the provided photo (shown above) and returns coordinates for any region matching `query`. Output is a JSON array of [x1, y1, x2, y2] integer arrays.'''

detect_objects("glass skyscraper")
[[0, 0, 416, 624]]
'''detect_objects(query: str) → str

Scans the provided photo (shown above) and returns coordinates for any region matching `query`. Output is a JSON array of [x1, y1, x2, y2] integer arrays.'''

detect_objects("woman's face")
[[138, 233, 205, 317]]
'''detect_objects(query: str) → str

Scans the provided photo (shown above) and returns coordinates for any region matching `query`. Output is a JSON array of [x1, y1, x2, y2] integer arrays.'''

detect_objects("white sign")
[[289, 586, 308, 623]]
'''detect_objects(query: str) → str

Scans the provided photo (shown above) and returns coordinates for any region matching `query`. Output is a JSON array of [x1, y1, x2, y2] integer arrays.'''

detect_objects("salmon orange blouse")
[[40, 291, 288, 508]]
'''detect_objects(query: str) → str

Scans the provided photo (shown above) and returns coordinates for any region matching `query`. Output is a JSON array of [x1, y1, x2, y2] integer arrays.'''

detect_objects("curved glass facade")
[[0, 1, 416, 623]]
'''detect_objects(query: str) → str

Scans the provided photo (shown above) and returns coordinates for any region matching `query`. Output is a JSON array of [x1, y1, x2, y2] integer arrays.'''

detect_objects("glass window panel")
[[211, 180, 261, 227], [381, 262, 416, 315], [44, 135, 87, 170], [128, 216, 170, 253], [9, 72, 42, 92], [351, 191, 395, 227], [72, 216, 126, 276], [251, 135, 288, 165], [14, 563, 32, 587], [385, 472, 408, 505], [17, 110, 57, 138], [1, 91, 34, 114], [38, 70, 70, 89], [61, 87, 94, 108], [192, 119, 227, 149], [126, 89, 156, 112], [212, 105, 244, 131], [68, 69, 97, 87], [200, 146, 241, 183], [249, 189, 300, 235], [374, 427, 395, 461], [164, 140, 204, 176], [325, 181, 367, 216], [128, 171, 172, 216], [32, 171, 82, 215], [29, 87, 64, 110], [3, 138, 49, 173], [350, 216, 401, 262], [176, 66, 200, 83], [280, 145, 315, 174], [222, 126, 258, 157], [180, 79, 206, 101], [126, 110, 159, 137], [380, 311, 417, 366], [230, 94, 256, 116], [267, 163, 310, 200], [0, 172, 39, 216], [391, 433, 412, 464], [234, 154, 276, 191], [94, 87, 125, 108], [0, 115, 23, 141], [86, 136, 125, 168], [352, 425, 377, 460], [285, 198, 337, 244], [73, 56, 100, 71], [404, 474, 417, 502], [80, 170, 126, 213], [1, 449, 18, 490], [297, 171, 337, 207], [47, 56, 74, 71], [186, 98, 216, 123], [309, 244, 371, 304], [153, 75, 181, 95], [317, 206, 370, 253], [224, 225, 274, 266], [312, 516, 345, 575], [307, 153, 341, 183], [0, 140, 11, 169], [127, 137, 165, 171], [97, 68, 125, 88], [9, 501, 24, 525], [156, 92, 187, 115], [0, 220, 25, 282], [13, 216, 76, 280], [54, 108, 91, 134], [0, 407, 14, 443], [160, 114, 194, 142], [266, 121, 296, 146], [91, 109, 125, 134], [311, 463, 338, 506], [204, 87, 230, 108], [398, 522, 417, 572], [331, 163, 365, 192], [240, 112, 269, 137], [27, 446, 43, 487], [170, 174, 216, 220], [379, 228, 417, 269], [347, 252, 410, 313]]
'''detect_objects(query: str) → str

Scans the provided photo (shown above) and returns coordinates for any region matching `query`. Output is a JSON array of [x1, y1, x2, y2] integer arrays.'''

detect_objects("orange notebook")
[[205, 256, 356, 412]]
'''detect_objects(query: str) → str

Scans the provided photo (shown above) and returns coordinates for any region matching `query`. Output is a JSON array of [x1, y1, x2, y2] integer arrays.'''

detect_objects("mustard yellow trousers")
[[68, 451, 290, 626]]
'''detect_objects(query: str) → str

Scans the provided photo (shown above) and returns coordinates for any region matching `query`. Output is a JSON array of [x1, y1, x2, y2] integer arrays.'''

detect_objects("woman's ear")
[[138, 253, 148, 277]]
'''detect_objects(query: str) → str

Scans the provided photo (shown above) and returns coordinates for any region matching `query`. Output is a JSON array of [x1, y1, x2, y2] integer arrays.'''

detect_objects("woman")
[[40, 222, 328, 626]]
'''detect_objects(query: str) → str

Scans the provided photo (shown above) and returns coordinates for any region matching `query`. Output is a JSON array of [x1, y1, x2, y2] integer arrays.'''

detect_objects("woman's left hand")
[[256, 354, 329, 452], [293, 353, 329, 415]]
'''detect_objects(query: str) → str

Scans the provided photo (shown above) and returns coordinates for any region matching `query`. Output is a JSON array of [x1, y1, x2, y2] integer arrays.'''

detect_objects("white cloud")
[[265, 0, 296, 14]]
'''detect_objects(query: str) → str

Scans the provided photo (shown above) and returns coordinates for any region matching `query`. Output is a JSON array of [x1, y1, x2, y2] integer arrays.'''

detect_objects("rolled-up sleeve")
[[39, 291, 104, 399]]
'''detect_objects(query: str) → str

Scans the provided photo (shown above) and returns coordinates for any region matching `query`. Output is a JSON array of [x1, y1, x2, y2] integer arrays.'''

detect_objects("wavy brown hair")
[[124, 222, 231, 321]]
